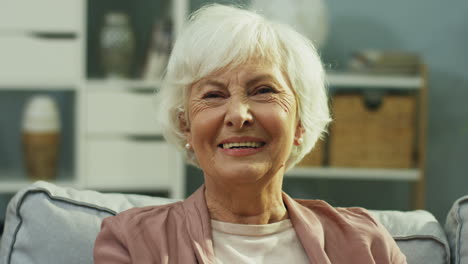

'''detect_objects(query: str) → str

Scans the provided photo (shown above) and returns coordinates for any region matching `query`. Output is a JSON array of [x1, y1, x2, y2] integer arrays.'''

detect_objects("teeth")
[[222, 142, 263, 149]]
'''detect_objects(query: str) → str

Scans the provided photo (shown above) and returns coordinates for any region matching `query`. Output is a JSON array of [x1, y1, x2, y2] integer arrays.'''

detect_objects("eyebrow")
[[198, 73, 279, 90], [201, 79, 226, 89], [246, 74, 278, 87], [197, 79, 226, 90]]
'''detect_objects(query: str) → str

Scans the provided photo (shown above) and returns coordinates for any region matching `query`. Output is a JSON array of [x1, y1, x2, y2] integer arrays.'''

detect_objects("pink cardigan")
[[94, 186, 406, 263]]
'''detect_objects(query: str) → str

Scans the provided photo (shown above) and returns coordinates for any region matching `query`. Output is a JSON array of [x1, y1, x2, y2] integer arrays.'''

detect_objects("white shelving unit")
[[0, 0, 189, 199], [0, 0, 83, 196]]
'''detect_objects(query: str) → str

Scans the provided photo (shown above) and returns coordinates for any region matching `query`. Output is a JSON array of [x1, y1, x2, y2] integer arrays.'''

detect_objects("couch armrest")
[[371, 210, 450, 264]]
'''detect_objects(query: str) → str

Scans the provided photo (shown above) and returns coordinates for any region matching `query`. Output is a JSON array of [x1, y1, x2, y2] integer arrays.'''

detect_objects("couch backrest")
[[446, 195, 468, 264], [0, 181, 450, 264]]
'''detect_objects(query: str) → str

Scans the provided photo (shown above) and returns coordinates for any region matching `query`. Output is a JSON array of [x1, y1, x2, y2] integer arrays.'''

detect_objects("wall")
[[187, 0, 468, 222]]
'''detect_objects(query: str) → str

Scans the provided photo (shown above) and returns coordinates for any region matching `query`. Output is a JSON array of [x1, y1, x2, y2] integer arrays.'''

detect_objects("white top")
[[211, 219, 309, 264]]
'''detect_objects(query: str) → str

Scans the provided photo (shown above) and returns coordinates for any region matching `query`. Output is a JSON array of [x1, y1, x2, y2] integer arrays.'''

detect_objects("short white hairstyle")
[[158, 4, 331, 171]]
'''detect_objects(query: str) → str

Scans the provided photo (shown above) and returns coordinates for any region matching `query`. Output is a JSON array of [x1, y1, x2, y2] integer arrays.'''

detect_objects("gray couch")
[[0, 181, 467, 264]]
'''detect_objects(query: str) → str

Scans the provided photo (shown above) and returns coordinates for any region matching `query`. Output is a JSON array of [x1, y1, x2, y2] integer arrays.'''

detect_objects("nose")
[[224, 96, 254, 129]]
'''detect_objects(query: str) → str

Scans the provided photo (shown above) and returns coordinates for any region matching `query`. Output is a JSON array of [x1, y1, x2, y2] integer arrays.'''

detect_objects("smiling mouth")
[[218, 142, 266, 149]]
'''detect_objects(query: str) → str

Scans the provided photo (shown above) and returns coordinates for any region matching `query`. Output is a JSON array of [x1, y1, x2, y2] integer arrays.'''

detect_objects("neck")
[[204, 171, 288, 225]]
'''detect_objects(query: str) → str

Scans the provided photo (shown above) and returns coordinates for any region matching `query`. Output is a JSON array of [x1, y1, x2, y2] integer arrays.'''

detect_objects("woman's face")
[[185, 63, 303, 185]]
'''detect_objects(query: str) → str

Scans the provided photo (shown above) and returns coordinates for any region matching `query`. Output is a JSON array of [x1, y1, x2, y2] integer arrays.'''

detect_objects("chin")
[[214, 163, 271, 184]]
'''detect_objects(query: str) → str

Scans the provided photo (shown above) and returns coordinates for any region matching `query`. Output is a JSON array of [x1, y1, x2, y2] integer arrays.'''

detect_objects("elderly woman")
[[94, 4, 406, 264]]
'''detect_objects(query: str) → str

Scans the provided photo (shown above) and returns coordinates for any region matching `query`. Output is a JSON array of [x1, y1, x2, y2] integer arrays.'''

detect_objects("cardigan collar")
[[282, 192, 332, 264], [182, 185, 331, 263], [182, 185, 216, 263]]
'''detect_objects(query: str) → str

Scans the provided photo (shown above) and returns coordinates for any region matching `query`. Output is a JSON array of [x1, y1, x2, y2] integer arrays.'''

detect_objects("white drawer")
[[0, 0, 83, 32], [0, 35, 81, 85], [85, 139, 173, 190], [85, 90, 161, 135]]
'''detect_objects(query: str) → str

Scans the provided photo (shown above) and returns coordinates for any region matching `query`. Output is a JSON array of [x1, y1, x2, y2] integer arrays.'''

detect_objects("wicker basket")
[[329, 93, 416, 168], [297, 138, 326, 167]]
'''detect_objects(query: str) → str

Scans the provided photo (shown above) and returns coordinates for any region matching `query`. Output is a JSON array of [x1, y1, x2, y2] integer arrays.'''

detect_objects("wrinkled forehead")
[[202, 51, 280, 78], [190, 59, 291, 92], [207, 59, 275, 79]]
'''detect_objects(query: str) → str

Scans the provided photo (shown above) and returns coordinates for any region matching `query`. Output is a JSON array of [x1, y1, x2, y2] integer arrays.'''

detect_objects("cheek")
[[190, 107, 224, 142], [188, 99, 210, 119], [268, 94, 297, 124], [256, 103, 296, 134], [257, 95, 298, 143]]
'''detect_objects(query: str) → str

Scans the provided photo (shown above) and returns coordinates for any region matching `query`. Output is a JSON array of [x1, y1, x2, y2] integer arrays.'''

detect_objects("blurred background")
[[1, 0, 467, 236]]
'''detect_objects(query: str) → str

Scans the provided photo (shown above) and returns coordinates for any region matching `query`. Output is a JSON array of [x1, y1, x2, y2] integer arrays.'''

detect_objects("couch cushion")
[[371, 210, 450, 264], [0, 181, 450, 264], [446, 195, 468, 264], [0, 181, 176, 264]]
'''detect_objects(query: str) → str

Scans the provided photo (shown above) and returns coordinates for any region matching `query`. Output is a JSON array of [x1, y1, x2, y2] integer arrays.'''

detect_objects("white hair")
[[158, 4, 331, 171]]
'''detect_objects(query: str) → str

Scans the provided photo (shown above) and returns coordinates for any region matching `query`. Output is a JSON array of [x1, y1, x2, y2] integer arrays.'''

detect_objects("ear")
[[294, 121, 305, 146], [178, 112, 192, 145]]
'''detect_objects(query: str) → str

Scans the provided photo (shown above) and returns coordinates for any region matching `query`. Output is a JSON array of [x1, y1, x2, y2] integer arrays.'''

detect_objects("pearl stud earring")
[[297, 138, 303, 145], [185, 143, 191, 150]]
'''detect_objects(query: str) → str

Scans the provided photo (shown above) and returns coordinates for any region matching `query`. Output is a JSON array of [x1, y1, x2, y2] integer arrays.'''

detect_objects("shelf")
[[0, 82, 78, 91], [326, 72, 422, 89], [286, 167, 420, 181], [86, 79, 162, 92]]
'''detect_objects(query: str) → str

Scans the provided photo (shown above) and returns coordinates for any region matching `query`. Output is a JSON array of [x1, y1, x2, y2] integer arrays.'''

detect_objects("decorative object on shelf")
[[329, 93, 416, 168], [22, 96, 61, 180], [100, 12, 135, 78], [348, 50, 421, 75], [250, 0, 329, 48], [142, 19, 173, 80]]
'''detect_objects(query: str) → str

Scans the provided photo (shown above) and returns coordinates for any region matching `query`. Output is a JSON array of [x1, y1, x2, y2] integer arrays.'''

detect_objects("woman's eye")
[[254, 86, 275, 95], [202, 92, 223, 99]]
